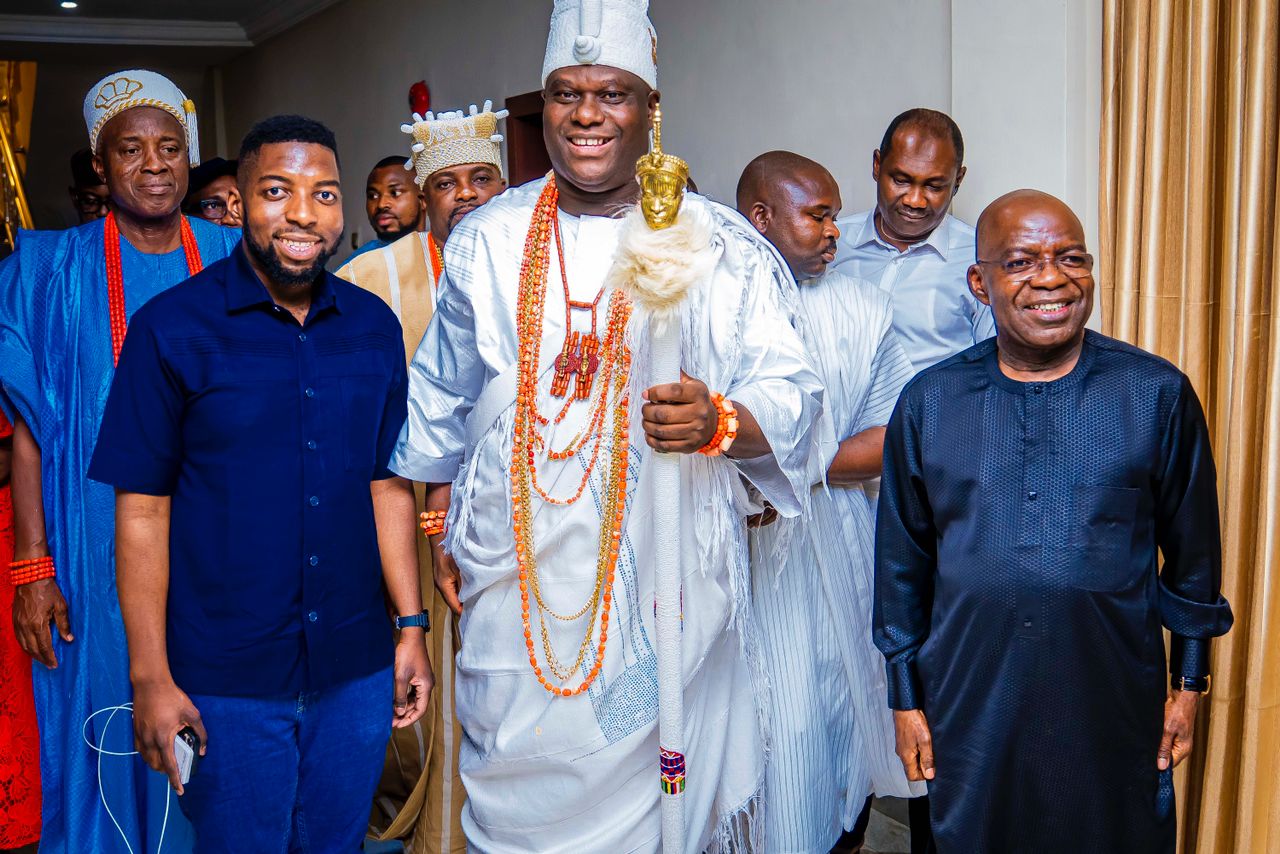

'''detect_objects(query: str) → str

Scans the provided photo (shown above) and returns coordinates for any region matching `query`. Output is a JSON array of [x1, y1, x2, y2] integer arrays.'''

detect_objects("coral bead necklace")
[[549, 210, 607, 401], [104, 211, 203, 366], [512, 176, 632, 697], [427, 232, 445, 287]]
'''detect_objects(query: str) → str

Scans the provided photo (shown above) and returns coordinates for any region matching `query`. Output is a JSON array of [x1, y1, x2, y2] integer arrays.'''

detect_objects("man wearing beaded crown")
[[337, 101, 507, 358], [385, 0, 823, 850], [336, 102, 507, 853], [0, 70, 238, 853]]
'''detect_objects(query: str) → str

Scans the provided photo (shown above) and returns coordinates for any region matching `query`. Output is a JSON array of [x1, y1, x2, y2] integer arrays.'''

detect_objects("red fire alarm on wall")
[[409, 81, 430, 116]]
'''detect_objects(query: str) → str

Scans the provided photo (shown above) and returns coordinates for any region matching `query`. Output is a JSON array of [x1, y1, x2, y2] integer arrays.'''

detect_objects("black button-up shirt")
[[90, 244, 407, 697]]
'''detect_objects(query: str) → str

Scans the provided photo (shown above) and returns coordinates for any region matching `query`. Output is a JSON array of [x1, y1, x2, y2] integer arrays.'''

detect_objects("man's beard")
[[374, 222, 411, 242], [447, 203, 479, 231], [245, 229, 338, 288]]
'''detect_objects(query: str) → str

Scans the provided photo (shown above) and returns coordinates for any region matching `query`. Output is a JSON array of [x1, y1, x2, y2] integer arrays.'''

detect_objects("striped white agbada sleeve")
[[752, 271, 922, 854], [856, 315, 915, 435]]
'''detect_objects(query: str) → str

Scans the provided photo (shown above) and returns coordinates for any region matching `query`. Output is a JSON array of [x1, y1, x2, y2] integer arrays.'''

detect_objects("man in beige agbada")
[[336, 102, 507, 853]]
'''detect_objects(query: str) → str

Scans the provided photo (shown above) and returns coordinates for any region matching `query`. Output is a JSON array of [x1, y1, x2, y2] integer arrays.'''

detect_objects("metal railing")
[[0, 115, 34, 257], [0, 61, 35, 258]]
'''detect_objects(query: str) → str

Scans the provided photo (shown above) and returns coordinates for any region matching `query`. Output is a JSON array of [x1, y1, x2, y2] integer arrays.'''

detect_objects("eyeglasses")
[[977, 252, 1094, 282], [72, 191, 109, 212], [196, 198, 228, 220]]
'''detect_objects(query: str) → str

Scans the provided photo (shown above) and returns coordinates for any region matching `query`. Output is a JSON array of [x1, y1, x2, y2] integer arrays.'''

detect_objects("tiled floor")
[[361, 798, 917, 853], [864, 797, 912, 853]]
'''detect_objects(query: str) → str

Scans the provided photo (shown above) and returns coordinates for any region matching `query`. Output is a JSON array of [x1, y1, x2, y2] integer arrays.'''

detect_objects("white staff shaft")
[[650, 319, 686, 853]]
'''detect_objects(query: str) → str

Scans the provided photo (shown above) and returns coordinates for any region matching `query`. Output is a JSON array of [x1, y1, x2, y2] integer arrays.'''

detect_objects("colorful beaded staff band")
[[697, 393, 738, 457], [10, 555, 56, 586], [420, 510, 447, 538], [659, 747, 686, 795]]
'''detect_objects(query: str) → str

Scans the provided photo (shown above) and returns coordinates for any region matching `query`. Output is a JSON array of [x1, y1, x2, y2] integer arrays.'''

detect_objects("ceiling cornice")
[[0, 14, 252, 47], [240, 0, 345, 44], [0, 0, 342, 49]]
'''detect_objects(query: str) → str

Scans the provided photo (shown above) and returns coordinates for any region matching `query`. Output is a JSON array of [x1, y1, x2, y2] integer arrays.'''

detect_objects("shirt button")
[[1028, 491, 1039, 501], [304, 387, 315, 398], [307, 611, 318, 623], [307, 440, 317, 450], [309, 555, 319, 566], [309, 495, 319, 507], [298, 332, 308, 342], [1034, 386, 1043, 394]]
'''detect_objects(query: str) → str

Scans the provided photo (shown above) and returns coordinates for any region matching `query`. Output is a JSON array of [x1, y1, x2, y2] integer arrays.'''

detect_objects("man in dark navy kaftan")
[[874, 190, 1233, 854]]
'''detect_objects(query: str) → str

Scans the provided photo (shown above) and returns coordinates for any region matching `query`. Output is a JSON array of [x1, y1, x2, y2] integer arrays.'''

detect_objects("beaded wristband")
[[10, 555, 56, 586], [697, 393, 739, 457], [420, 510, 447, 538]]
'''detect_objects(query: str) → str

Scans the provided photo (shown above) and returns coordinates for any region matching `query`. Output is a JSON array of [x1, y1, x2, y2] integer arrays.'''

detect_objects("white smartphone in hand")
[[174, 726, 200, 786]]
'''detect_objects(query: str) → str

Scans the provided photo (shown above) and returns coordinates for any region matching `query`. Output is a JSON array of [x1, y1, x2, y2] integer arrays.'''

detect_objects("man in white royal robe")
[[390, 173, 822, 852], [385, 3, 824, 852]]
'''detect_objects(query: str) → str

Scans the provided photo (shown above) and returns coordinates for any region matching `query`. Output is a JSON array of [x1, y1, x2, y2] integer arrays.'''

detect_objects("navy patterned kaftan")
[[874, 331, 1233, 854]]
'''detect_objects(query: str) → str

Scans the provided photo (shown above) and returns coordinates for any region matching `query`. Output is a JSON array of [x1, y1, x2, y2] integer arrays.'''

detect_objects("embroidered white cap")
[[83, 69, 200, 166], [542, 0, 658, 90]]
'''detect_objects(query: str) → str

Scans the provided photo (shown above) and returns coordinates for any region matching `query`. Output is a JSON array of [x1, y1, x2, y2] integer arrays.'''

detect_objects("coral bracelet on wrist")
[[697, 392, 739, 457]]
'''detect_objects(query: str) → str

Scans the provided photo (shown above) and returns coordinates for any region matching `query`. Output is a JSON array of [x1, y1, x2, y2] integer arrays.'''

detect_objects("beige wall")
[[218, 0, 1100, 267], [950, 0, 1102, 252], [219, 0, 548, 260]]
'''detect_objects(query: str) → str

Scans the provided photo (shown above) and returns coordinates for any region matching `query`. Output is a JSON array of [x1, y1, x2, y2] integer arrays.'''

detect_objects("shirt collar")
[[920, 215, 954, 261], [225, 241, 342, 316], [853, 209, 953, 262]]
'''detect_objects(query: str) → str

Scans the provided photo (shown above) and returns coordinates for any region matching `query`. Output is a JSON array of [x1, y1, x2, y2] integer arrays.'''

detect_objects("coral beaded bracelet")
[[697, 393, 739, 457], [420, 509, 447, 538], [9, 555, 56, 586]]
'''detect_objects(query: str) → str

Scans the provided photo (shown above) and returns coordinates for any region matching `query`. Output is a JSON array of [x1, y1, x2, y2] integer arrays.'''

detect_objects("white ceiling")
[[2, 1, 266, 21], [0, 0, 342, 46]]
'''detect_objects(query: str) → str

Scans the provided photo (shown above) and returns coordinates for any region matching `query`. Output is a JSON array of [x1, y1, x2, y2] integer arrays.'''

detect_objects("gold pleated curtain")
[[1101, 0, 1279, 851]]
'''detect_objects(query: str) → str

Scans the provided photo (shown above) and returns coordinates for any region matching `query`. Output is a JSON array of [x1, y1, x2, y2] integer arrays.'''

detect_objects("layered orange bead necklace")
[[104, 211, 203, 366], [426, 232, 445, 287], [513, 176, 633, 697]]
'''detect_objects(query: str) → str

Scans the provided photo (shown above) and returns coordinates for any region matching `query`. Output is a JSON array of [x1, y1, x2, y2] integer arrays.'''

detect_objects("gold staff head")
[[635, 106, 689, 230]]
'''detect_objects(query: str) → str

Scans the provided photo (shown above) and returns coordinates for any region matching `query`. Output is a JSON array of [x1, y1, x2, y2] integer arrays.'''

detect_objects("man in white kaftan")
[[392, 177, 821, 854], [738, 152, 920, 853], [387, 3, 824, 852]]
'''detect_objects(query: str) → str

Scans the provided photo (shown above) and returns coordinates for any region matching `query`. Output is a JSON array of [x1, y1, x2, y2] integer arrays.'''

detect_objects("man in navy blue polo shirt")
[[89, 115, 433, 853]]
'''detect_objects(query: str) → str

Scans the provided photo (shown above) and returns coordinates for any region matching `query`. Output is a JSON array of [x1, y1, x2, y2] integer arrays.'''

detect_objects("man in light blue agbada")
[[0, 70, 238, 853]]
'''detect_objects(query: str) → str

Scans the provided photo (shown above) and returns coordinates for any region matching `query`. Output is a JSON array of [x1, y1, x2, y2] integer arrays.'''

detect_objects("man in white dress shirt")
[[832, 108, 995, 374], [738, 151, 918, 854]]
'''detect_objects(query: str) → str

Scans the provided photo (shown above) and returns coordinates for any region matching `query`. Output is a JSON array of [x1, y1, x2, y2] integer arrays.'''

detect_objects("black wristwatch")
[[1172, 674, 1210, 694], [394, 610, 431, 632]]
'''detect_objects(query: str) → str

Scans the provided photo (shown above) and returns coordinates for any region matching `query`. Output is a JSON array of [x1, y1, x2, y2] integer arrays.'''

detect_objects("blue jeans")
[[178, 666, 393, 853]]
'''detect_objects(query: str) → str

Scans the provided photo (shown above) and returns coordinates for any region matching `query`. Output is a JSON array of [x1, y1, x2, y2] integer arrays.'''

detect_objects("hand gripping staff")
[[607, 105, 713, 853]]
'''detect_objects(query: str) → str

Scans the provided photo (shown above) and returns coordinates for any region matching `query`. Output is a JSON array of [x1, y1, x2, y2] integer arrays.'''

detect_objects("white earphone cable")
[[82, 703, 172, 854]]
